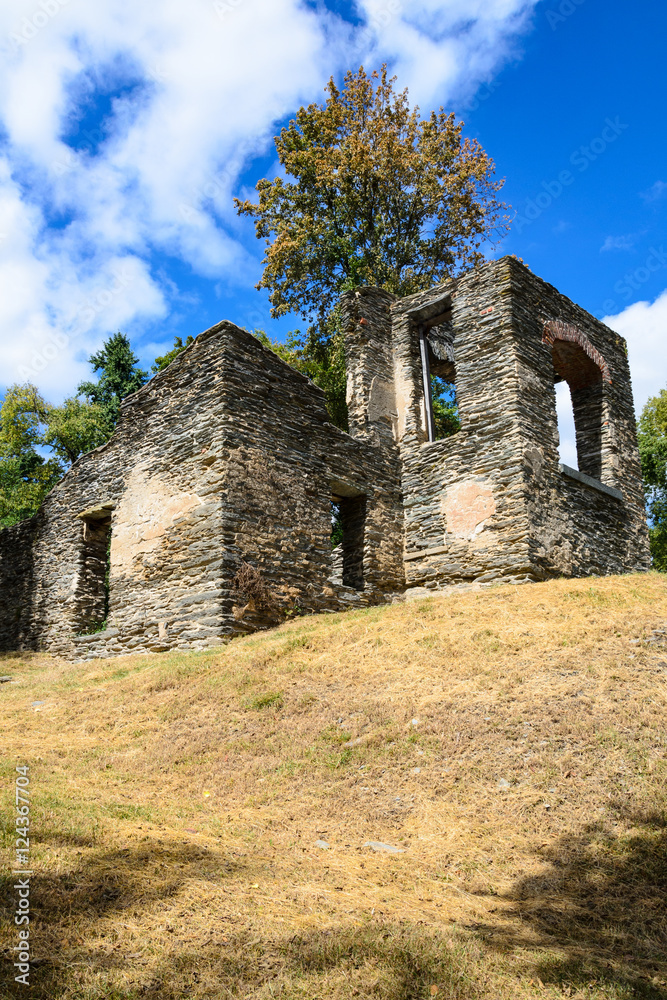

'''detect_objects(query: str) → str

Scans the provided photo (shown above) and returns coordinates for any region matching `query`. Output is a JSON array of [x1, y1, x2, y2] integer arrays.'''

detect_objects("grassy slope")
[[1, 573, 667, 1000]]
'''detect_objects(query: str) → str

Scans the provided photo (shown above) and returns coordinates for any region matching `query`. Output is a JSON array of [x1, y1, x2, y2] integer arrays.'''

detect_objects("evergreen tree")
[[78, 332, 147, 432], [0, 329, 144, 525]]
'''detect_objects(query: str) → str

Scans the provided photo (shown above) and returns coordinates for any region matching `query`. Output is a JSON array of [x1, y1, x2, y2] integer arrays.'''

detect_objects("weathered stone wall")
[[215, 322, 404, 634], [504, 257, 650, 578], [0, 516, 39, 650], [384, 256, 649, 589], [390, 263, 536, 588], [0, 321, 404, 657]]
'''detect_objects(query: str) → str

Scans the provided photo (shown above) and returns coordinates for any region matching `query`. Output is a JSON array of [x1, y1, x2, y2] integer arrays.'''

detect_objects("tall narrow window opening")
[[75, 504, 113, 633], [422, 316, 460, 441], [555, 380, 578, 468], [331, 494, 366, 590]]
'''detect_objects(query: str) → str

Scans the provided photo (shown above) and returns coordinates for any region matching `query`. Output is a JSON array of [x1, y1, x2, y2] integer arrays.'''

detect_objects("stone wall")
[[0, 321, 404, 658], [388, 257, 649, 588], [504, 258, 650, 578]]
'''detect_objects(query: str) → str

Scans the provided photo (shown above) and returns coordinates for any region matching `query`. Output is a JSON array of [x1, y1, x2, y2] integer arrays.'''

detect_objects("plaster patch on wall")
[[111, 467, 204, 574], [394, 379, 411, 441], [367, 376, 397, 429], [442, 480, 496, 540]]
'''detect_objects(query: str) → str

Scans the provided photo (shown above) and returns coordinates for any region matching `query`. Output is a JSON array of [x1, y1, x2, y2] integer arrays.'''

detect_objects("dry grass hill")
[[1, 573, 667, 1000]]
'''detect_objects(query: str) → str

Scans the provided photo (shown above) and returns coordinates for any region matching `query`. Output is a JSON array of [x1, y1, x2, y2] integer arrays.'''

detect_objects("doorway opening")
[[331, 493, 367, 590]]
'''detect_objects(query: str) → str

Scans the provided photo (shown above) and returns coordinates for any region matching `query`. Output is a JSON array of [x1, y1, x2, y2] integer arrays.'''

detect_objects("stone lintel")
[[331, 477, 366, 499], [74, 628, 120, 643], [76, 502, 115, 521]]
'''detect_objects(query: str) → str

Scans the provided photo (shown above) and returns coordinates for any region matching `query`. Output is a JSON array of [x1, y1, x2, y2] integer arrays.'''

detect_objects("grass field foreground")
[[1, 573, 667, 999]]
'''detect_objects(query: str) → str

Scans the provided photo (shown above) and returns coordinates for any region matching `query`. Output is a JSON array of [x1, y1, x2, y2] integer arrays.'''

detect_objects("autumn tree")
[[235, 65, 508, 425]]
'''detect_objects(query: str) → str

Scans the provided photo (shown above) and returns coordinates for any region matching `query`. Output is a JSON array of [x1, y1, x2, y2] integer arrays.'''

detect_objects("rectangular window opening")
[[76, 512, 112, 634], [430, 365, 460, 440], [331, 494, 366, 590], [420, 317, 460, 441]]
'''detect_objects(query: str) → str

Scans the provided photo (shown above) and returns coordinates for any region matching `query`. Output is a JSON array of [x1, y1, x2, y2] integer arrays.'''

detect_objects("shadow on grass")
[[482, 807, 667, 998], [2, 918, 487, 1000], [0, 840, 247, 999], [2, 810, 666, 999]]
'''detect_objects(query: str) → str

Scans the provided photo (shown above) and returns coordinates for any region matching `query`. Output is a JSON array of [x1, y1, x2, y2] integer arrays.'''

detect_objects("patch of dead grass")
[[1, 572, 666, 998]]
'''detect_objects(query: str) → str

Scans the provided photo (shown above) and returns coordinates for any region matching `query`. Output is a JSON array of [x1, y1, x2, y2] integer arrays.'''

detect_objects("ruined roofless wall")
[[504, 258, 650, 577], [0, 321, 405, 658], [392, 262, 538, 588], [341, 256, 648, 591], [207, 320, 405, 632]]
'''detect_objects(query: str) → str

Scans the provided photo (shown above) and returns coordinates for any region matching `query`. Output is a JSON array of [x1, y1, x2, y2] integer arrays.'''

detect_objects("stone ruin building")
[[0, 256, 650, 658]]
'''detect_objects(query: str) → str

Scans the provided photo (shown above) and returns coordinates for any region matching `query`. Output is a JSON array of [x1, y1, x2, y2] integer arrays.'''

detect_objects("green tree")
[[431, 376, 460, 439], [236, 66, 508, 429], [42, 397, 108, 465], [638, 387, 667, 570], [78, 332, 147, 432], [236, 65, 508, 324], [0, 385, 62, 527], [152, 336, 195, 374]]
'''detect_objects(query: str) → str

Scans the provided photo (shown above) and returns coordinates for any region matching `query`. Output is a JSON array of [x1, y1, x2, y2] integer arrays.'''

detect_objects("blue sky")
[[0, 0, 665, 465]]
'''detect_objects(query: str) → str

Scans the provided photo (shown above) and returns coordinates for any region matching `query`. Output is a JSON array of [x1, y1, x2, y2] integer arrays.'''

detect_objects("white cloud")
[[640, 180, 667, 203], [0, 0, 540, 399], [603, 288, 667, 416], [600, 233, 636, 252]]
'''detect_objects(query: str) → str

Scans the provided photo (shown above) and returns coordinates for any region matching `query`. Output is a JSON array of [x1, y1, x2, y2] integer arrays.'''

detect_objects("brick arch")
[[542, 320, 612, 387]]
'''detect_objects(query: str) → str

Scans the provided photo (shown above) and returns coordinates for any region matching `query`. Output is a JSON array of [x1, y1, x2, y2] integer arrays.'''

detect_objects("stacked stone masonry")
[[0, 257, 650, 658]]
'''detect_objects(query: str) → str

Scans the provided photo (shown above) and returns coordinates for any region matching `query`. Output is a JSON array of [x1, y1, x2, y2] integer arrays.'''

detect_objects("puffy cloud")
[[603, 288, 667, 416], [0, 0, 540, 399]]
